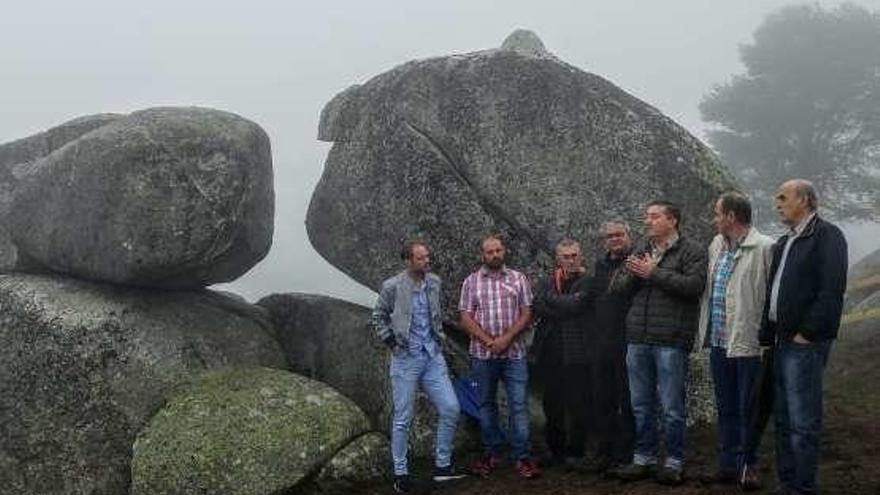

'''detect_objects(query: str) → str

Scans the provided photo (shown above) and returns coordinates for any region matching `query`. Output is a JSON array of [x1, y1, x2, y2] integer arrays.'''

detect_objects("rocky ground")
[[353, 314, 880, 495]]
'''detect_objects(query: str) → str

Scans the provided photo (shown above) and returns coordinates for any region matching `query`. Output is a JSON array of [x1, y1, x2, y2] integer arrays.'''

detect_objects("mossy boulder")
[[0, 273, 286, 495], [131, 367, 374, 495]]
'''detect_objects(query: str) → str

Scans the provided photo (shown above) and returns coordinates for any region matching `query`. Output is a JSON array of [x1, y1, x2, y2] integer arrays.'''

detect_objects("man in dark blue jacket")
[[760, 179, 847, 495]]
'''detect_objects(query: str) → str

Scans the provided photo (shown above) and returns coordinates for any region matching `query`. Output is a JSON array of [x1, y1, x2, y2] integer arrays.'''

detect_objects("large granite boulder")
[[0, 273, 286, 495], [8, 106, 274, 288], [307, 30, 736, 313], [0, 113, 123, 270], [847, 247, 880, 311], [130, 367, 383, 495], [257, 292, 479, 460]]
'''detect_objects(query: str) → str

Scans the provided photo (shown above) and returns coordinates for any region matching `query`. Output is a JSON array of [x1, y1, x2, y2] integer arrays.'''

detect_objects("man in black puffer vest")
[[613, 201, 707, 485]]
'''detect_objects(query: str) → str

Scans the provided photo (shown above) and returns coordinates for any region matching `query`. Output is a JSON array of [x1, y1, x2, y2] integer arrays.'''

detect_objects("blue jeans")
[[710, 347, 761, 471], [774, 340, 832, 495], [470, 357, 530, 460], [627, 343, 687, 470], [390, 349, 460, 476]]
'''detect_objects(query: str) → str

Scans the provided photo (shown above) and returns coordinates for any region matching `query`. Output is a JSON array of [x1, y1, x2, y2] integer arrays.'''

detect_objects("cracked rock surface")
[[307, 30, 736, 312], [6, 106, 273, 288]]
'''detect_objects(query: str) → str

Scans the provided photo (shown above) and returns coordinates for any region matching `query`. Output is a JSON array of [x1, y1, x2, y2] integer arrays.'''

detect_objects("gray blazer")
[[371, 270, 444, 347]]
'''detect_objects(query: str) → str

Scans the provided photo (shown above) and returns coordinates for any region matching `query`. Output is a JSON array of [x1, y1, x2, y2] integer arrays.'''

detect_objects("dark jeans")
[[539, 355, 588, 458], [471, 357, 531, 460], [627, 343, 687, 469], [709, 347, 761, 471], [774, 340, 832, 495]]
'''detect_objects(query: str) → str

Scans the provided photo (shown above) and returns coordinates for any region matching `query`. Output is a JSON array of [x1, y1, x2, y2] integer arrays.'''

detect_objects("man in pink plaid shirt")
[[459, 234, 539, 479]]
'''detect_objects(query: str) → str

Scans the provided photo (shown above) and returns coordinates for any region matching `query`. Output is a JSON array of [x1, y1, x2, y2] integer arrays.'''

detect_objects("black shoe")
[[432, 464, 467, 482], [392, 475, 412, 493], [656, 466, 684, 486], [614, 463, 653, 481]]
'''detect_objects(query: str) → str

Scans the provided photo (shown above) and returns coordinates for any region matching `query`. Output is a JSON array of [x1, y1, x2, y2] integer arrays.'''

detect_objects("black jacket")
[[533, 272, 595, 366], [591, 253, 634, 356], [616, 236, 707, 351], [759, 215, 847, 344]]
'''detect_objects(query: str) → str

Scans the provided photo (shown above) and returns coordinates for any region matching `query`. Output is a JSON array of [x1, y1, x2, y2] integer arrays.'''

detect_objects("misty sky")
[[3, 0, 879, 306]]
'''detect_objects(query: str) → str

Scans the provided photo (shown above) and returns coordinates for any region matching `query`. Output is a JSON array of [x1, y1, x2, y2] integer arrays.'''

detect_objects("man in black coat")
[[760, 179, 847, 495], [532, 239, 593, 469]]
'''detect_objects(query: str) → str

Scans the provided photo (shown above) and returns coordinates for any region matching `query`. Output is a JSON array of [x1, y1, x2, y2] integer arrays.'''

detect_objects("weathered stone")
[[257, 292, 479, 460], [0, 113, 123, 270], [847, 247, 880, 310], [130, 367, 371, 495], [308, 30, 736, 315], [307, 30, 733, 426], [314, 432, 391, 492], [9, 106, 273, 288], [0, 273, 286, 495]]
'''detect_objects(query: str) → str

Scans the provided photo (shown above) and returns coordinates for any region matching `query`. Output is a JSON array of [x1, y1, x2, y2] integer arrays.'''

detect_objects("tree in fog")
[[701, 3, 880, 225]]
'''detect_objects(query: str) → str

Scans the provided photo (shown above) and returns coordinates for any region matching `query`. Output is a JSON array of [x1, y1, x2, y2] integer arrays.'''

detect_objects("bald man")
[[760, 179, 847, 495]]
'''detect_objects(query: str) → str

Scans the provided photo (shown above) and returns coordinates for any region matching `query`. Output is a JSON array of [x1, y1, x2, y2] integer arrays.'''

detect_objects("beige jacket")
[[697, 227, 775, 357]]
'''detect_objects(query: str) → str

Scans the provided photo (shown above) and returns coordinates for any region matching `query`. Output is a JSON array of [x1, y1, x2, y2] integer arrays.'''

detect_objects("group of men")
[[371, 179, 848, 495]]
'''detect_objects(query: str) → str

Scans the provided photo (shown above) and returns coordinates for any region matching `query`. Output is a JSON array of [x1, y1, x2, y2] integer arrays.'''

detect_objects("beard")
[[485, 256, 504, 270]]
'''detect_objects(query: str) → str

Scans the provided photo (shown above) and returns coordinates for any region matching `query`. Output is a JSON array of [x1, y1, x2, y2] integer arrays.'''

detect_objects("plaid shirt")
[[459, 265, 533, 360], [709, 241, 739, 347]]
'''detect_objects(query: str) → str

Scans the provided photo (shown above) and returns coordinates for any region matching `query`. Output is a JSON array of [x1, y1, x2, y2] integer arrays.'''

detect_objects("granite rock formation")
[[307, 30, 736, 313], [0, 274, 286, 495], [8, 107, 273, 288]]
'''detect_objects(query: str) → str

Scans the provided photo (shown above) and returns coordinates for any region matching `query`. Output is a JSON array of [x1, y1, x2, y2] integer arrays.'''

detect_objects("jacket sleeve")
[[650, 241, 707, 299], [532, 277, 563, 319], [799, 225, 848, 341], [610, 267, 641, 296], [540, 277, 599, 316], [759, 241, 783, 346], [371, 281, 396, 344]]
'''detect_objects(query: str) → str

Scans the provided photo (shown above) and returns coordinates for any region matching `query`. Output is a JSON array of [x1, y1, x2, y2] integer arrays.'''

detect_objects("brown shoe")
[[471, 453, 502, 477], [739, 465, 761, 491], [515, 457, 541, 479]]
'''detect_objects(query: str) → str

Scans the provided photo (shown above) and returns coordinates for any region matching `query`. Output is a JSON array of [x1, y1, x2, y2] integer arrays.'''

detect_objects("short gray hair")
[[600, 219, 632, 237]]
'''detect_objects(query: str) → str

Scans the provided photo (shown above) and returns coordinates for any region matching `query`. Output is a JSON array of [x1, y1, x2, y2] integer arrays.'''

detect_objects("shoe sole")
[[433, 474, 467, 482]]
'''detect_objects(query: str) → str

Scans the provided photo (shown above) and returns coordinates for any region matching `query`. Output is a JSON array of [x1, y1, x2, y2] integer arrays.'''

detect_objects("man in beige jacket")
[[697, 192, 774, 491]]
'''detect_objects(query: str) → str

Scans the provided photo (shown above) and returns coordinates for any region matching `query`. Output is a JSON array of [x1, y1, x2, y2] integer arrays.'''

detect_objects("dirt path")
[[355, 317, 880, 494]]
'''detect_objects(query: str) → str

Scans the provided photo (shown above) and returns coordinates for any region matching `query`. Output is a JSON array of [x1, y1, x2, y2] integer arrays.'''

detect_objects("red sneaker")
[[516, 457, 541, 479], [471, 453, 502, 477]]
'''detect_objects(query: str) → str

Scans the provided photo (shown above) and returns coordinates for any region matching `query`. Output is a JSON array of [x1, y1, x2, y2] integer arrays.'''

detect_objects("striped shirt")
[[459, 265, 533, 360], [709, 241, 739, 347]]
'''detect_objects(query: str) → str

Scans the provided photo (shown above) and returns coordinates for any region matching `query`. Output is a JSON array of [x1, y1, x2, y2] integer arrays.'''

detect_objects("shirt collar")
[[723, 229, 747, 251], [790, 212, 816, 237], [651, 232, 679, 254]]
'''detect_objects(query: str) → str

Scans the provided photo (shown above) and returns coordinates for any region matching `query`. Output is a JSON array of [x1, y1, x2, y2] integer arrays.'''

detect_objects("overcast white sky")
[[3, 0, 878, 305]]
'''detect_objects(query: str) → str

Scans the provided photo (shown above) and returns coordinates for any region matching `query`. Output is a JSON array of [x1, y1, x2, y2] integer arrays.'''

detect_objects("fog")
[[3, 0, 878, 306]]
